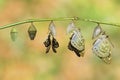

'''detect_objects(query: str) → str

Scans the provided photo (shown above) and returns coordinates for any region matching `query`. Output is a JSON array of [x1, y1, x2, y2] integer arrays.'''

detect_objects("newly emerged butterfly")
[[10, 27, 18, 41], [28, 22, 37, 40], [67, 22, 85, 57], [92, 25, 113, 64], [43, 21, 59, 53]]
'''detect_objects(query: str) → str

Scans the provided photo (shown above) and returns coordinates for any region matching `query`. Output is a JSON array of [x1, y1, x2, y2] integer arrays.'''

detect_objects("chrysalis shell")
[[67, 22, 76, 34], [28, 23, 37, 40], [92, 24, 102, 39], [49, 21, 56, 37], [10, 27, 18, 41]]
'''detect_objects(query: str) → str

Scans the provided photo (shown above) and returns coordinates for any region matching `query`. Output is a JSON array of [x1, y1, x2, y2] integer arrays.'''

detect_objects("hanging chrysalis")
[[10, 27, 18, 41], [92, 25, 113, 64], [67, 22, 85, 57], [67, 22, 76, 34], [28, 22, 37, 40], [43, 21, 59, 53], [92, 23, 102, 39]]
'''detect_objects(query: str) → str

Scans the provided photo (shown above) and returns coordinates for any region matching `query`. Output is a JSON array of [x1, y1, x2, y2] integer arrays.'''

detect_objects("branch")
[[0, 17, 120, 30]]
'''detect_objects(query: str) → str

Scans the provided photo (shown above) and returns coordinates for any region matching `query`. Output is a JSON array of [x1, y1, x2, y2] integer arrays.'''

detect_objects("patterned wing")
[[70, 29, 85, 57], [93, 35, 112, 64]]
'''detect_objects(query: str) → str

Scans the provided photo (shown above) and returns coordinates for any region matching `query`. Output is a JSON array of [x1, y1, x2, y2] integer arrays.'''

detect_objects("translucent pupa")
[[43, 21, 59, 53], [92, 24, 102, 39], [49, 21, 56, 37], [10, 27, 18, 41]]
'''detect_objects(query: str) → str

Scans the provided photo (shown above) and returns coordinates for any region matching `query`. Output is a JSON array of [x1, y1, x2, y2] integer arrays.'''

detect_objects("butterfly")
[[92, 24, 113, 64], [43, 21, 59, 53], [67, 22, 85, 57]]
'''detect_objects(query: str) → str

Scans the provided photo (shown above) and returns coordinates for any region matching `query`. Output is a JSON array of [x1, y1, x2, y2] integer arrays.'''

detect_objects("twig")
[[0, 17, 120, 30]]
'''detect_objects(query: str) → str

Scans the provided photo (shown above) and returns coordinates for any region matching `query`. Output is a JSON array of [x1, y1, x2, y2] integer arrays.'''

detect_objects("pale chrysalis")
[[92, 24, 102, 39], [67, 22, 76, 34], [49, 21, 56, 37], [10, 27, 18, 41]]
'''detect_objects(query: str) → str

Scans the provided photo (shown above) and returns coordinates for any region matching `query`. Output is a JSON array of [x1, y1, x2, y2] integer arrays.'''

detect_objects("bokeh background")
[[0, 0, 120, 80]]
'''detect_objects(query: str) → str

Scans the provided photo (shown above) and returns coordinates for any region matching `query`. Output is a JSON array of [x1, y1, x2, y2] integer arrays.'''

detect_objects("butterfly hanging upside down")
[[67, 22, 85, 57], [92, 24, 113, 64], [68, 29, 85, 57], [43, 21, 59, 53]]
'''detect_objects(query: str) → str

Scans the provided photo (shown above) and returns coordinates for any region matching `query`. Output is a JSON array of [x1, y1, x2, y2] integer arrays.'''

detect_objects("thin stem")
[[0, 17, 120, 30]]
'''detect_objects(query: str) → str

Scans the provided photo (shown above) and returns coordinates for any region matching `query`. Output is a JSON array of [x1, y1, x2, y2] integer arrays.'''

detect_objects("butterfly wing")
[[70, 29, 85, 57], [93, 36, 112, 64]]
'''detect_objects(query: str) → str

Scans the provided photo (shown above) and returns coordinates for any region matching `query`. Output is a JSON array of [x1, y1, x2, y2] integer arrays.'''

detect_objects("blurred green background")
[[0, 0, 120, 80]]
